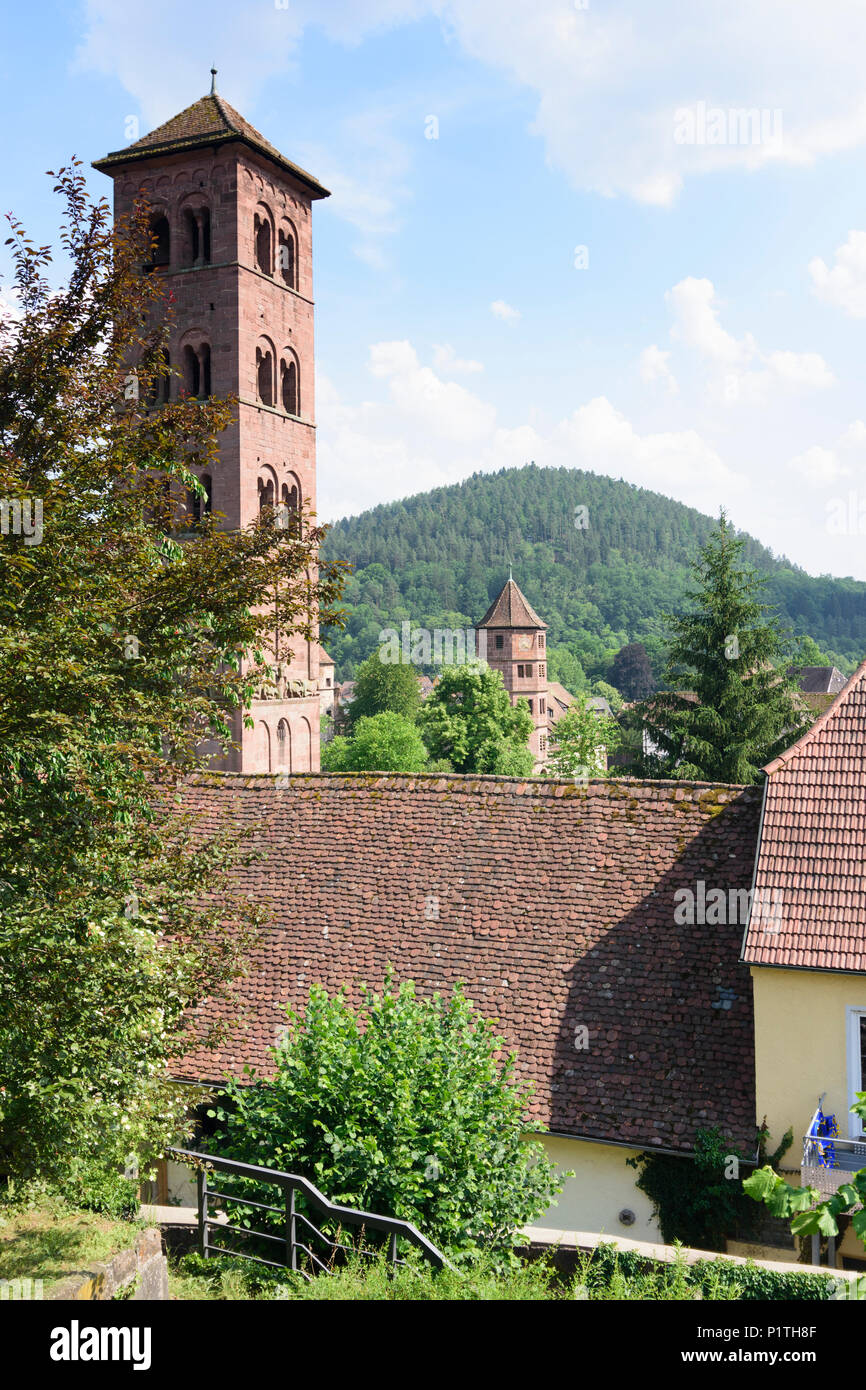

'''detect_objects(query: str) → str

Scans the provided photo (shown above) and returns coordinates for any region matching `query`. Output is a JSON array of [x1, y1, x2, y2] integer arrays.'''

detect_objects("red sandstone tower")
[[94, 76, 329, 772], [477, 576, 549, 765]]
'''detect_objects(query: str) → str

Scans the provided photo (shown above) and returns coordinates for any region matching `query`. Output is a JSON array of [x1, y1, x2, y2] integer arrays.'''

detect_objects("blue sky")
[[4, 0, 866, 578]]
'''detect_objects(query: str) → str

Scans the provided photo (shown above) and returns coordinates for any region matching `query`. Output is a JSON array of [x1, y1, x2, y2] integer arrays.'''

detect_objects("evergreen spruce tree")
[[634, 513, 810, 783]]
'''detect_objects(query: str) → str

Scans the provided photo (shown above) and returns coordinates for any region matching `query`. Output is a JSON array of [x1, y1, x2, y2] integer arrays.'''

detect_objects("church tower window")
[[281, 356, 298, 415]]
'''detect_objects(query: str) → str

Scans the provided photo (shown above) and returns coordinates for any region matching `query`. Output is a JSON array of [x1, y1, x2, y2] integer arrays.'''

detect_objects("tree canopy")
[[346, 651, 421, 727], [322, 711, 429, 773], [0, 164, 343, 1181], [624, 514, 810, 784], [419, 663, 534, 775]]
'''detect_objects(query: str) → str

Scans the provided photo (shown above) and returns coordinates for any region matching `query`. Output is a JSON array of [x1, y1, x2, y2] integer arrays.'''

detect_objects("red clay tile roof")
[[93, 92, 330, 199], [177, 772, 762, 1152], [478, 578, 547, 630], [742, 656, 866, 972]]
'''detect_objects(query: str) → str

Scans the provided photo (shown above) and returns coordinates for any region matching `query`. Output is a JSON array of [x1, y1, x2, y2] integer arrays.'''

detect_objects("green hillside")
[[319, 465, 866, 687]]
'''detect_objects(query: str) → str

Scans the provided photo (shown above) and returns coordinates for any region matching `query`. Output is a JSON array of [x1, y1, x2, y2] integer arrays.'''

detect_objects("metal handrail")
[[167, 1146, 456, 1277]]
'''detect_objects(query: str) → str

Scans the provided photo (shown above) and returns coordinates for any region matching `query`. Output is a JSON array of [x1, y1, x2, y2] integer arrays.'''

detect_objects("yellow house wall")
[[752, 965, 866, 1263], [752, 966, 866, 1154], [533, 1135, 661, 1243]]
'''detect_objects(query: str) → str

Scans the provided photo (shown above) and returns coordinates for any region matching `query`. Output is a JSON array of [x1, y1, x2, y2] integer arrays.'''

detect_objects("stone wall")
[[48, 1228, 168, 1301]]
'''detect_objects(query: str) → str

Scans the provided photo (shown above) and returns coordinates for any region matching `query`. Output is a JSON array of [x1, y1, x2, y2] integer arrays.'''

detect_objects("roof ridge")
[[763, 654, 866, 775], [185, 769, 752, 795]]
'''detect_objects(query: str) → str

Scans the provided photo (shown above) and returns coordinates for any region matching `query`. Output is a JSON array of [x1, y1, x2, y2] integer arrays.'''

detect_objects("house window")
[[540, 699, 545, 714], [495, 634, 504, 650], [847, 1009, 866, 1137], [528, 699, 533, 713], [517, 664, 524, 678], [538, 634, 545, 649], [539, 735, 547, 752], [539, 663, 545, 677]]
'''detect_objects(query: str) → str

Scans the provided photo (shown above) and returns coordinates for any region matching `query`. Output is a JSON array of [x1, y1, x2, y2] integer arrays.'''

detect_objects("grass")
[[0, 1196, 145, 1292], [167, 1244, 760, 1301]]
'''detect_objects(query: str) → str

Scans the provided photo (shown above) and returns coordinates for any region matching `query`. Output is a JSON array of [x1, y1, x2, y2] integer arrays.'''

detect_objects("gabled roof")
[[789, 665, 848, 695], [93, 92, 330, 199], [478, 578, 547, 630], [315, 644, 335, 667], [742, 656, 866, 971], [177, 772, 762, 1153]]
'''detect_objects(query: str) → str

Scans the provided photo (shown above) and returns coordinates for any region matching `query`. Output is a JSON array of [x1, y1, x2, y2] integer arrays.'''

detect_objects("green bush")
[[205, 974, 563, 1263], [66, 1160, 141, 1221], [584, 1242, 835, 1302]]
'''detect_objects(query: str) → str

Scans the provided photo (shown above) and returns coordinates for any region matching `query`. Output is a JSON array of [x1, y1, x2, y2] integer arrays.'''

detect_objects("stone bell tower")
[[94, 74, 330, 772]]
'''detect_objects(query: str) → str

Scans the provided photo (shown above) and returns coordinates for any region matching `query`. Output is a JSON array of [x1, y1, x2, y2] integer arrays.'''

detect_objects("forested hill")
[[319, 465, 866, 685]]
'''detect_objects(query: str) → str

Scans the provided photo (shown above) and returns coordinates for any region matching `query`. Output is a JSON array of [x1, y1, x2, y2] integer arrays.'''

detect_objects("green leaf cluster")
[[206, 974, 563, 1262]]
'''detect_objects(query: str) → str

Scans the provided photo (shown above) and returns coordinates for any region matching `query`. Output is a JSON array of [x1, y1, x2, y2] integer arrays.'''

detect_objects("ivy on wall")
[[627, 1124, 793, 1252]]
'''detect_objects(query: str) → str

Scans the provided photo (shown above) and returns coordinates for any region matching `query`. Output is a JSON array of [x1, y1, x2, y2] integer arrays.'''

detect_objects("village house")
[[742, 656, 866, 1267], [170, 768, 763, 1243]]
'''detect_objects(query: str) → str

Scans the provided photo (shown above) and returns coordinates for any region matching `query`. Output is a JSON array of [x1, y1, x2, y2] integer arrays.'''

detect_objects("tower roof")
[[93, 92, 330, 199], [477, 577, 547, 630]]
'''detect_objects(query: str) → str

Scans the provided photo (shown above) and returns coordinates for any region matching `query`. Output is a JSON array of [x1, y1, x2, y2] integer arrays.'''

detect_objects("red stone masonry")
[[94, 92, 330, 774], [178, 772, 763, 1153], [742, 656, 866, 972]]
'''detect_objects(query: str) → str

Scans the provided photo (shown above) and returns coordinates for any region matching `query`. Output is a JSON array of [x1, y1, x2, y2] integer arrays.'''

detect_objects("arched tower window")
[[148, 349, 171, 406], [182, 206, 211, 266], [183, 342, 211, 398], [256, 341, 275, 406], [276, 718, 290, 770], [280, 355, 298, 415], [254, 209, 273, 276], [278, 224, 297, 289], [147, 214, 170, 269], [258, 474, 276, 512], [189, 472, 212, 522]]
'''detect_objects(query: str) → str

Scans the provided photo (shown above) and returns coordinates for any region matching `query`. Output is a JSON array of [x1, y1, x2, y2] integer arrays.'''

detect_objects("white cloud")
[[666, 278, 754, 366], [368, 340, 496, 441], [840, 420, 866, 449], [785, 420, 866, 488], [317, 341, 742, 519], [432, 343, 484, 375], [76, 1, 866, 208], [490, 299, 520, 321], [665, 276, 835, 402], [639, 344, 678, 393], [788, 445, 850, 487], [809, 231, 866, 318]]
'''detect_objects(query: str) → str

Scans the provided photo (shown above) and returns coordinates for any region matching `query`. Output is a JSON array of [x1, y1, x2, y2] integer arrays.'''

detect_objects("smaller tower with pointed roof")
[[477, 577, 549, 764]]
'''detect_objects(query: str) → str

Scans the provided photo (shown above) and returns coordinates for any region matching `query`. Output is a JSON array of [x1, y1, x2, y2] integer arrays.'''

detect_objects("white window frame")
[[846, 1006, 866, 1138]]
